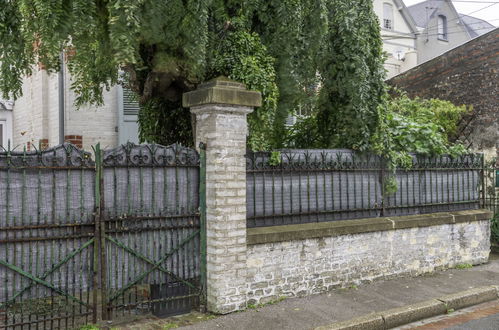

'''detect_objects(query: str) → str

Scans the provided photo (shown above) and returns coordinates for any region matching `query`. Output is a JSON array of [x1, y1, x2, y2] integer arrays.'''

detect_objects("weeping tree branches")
[[0, 0, 386, 151]]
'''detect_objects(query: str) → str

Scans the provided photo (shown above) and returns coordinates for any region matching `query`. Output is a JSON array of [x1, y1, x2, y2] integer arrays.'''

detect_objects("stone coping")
[[247, 209, 493, 245], [183, 76, 262, 108]]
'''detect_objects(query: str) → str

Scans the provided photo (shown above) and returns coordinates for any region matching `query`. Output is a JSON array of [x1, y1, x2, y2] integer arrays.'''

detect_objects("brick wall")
[[388, 28, 499, 160], [64, 135, 83, 149]]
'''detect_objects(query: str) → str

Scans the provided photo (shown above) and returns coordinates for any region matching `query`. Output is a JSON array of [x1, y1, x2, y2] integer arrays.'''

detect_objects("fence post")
[[199, 142, 207, 308], [92, 143, 108, 322], [183, 77, 262, 313], [481, 154, 486, 209], [0, 307, 5, 328]]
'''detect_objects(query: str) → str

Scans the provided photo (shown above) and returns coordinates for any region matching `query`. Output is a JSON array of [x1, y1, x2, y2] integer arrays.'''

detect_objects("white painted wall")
[[0, 109, 13, 149], [64, 77, 120, 150], [373, 0, 418, 78], [13, 68, 49, 149], [12, 65, 135, 151], [416, 2, 470, 63]]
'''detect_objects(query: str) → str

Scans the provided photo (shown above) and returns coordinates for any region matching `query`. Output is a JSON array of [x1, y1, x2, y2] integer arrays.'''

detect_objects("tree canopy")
[[0, 0, 386, 150]]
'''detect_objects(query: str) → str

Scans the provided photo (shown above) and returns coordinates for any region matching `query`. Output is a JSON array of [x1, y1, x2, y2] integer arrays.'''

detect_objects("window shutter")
[[123, 88, 140, 116]]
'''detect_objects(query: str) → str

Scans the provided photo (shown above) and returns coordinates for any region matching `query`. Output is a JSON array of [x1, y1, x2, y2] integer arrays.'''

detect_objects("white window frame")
[[437, 15, 448, 41], [0, 120, 5, 149], [383, 3, 394, 30]]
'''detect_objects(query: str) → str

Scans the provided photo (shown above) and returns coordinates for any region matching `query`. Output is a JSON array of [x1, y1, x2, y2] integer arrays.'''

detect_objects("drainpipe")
[[58, 51, 65, 144]]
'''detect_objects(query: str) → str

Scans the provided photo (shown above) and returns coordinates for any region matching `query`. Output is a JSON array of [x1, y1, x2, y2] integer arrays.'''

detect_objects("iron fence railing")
[[482, 160, 498, 244], [246, 150, 484, 228], [0, 142, 204, 329]]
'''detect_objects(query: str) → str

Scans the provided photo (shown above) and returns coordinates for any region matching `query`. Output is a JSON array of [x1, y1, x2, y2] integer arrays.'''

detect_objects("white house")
[[12, 64, 139, 151], [407, 0, 495, 64], [0, 98, 13, 149], [373, 0, 420, 78]]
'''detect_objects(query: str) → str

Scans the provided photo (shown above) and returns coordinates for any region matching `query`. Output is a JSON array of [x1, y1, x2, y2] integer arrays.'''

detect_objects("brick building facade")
[[388, 28, 499, 161]]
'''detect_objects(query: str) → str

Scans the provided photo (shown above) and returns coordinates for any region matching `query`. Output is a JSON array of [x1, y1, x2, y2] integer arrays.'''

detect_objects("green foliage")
[[383, 176, 398, 196], [0, 0, 328, 149], [387, 91, 470, 143], [79, 325, 99, 330], [208, 19, 279, 150], [454, 263, 473, 269], [138, 98, 193, 146], [316, 0, 386, 151], [284, 115, 322, 148], [4, 0, 465, 160], [245, 0, 327, 148], [269, 151, 282, 166], [492, 212, 499, 244], [0, 2, 32, 99], [378, 93, 468, 168]]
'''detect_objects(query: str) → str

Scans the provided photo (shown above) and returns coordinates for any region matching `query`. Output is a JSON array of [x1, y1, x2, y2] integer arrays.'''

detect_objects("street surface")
[[398, 300, 499, 330]]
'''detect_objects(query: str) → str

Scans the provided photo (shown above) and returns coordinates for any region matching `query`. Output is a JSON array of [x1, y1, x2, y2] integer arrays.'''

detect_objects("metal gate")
[[0, 142, 206, 329]]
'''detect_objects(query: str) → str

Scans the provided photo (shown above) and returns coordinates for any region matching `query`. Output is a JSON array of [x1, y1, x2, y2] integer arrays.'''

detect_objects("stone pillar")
[[183, 77, 261, 313]]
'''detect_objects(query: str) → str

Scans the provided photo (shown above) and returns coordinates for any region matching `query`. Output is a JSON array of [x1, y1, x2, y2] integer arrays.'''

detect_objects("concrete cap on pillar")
[[182, 76, 262, 108]]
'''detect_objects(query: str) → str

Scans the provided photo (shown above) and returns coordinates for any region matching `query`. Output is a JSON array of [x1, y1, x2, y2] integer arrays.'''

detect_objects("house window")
[[383, 3, 394, 30], [0, 123, 3, 148], [437, 15, 448, 40]]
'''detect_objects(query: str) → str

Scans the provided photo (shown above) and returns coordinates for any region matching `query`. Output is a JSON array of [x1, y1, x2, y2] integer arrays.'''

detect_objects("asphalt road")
[[449, 313, 499, 330], [399, 300, 499, 330]]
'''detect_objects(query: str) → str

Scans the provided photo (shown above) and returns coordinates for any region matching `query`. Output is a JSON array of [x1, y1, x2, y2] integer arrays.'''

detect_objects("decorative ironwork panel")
[[0, 143, 93, 168], [246, 150, 483, 227], [102, 143, 199, 167]]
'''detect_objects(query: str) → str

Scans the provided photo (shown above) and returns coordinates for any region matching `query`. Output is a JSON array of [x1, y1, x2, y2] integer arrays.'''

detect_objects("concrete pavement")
[[113, 253, 499, 330]]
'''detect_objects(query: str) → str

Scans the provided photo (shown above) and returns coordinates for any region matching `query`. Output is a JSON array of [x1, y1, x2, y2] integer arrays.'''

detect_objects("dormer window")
[[383, 3, 394, 30], [437, 15, 448, 40]]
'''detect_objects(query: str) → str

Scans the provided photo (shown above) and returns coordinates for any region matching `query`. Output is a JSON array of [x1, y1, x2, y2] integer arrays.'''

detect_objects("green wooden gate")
[[0, 142, 206, 329]]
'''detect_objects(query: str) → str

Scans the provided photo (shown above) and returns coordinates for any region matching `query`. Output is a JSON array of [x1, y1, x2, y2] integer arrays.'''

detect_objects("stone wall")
[[388, 28, 499, 160], [244, 212, 490, 306]]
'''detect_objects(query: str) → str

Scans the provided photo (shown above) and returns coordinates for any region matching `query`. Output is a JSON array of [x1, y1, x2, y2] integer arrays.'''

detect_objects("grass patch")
[[455, 263, 473, 269], [163, 323, 179, 329], [79, 325, 100, 330], [491, 213, 499, 244]]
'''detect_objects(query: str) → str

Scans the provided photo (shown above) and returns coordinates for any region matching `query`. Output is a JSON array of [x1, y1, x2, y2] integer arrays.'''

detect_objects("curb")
[[315, 286, 499, 330]]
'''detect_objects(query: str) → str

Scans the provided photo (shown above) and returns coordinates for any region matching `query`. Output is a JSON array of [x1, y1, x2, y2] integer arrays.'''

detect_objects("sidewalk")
[[115, 253, 499, 330]]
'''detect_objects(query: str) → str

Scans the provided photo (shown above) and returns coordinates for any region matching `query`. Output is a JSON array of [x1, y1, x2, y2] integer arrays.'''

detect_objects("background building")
[[0, 98, 13, 149], [374, 0, 419, 78], [12, 65, 139, 151], [407, 0, 495, 64]]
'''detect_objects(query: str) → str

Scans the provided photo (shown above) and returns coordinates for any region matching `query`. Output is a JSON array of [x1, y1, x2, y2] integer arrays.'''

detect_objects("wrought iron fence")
[[0, 142, 204, 329], [482, 159, 498, 244], [0, 143, 96, 329], [246, 150, 483, 227]]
